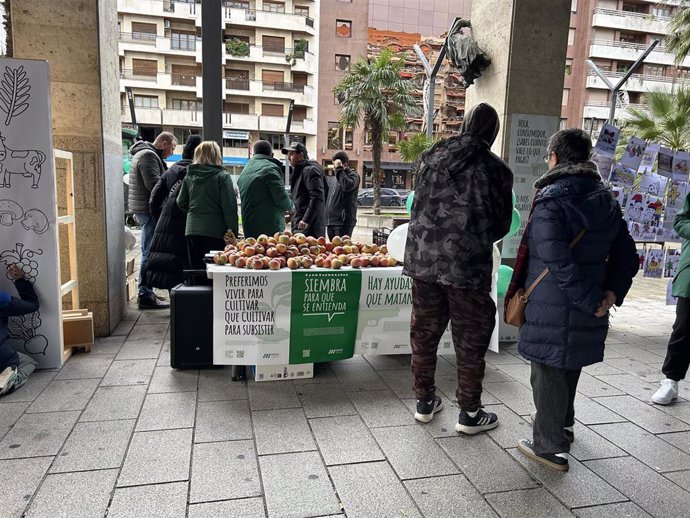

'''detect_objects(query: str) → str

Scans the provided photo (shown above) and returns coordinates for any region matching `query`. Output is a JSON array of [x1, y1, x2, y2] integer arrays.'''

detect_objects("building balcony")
[[118, 32, 201, 61], [585, 70, 688, 94], [223, 7, 316, 36], [118, 0, 200, 20], [589, 39, 690, 68], [224, 45, 316, 73], [120, 70, 202, 94], [223, 112, 260, 132], [121, 106, 202, 127], [224, 79, 315, 106], [591, 8, 669, 34], [258, 116, 316, 135], [583, 101, 648, 121]]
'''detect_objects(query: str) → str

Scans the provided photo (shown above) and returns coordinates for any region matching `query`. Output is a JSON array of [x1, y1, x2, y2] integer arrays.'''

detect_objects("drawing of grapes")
[[0, 243, 42, 283]]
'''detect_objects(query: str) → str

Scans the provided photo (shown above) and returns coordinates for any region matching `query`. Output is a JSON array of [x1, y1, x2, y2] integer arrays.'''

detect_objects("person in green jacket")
[[652, 190, 690, 405], [237, 140, 292, 238], [177, 141, 239, 269]]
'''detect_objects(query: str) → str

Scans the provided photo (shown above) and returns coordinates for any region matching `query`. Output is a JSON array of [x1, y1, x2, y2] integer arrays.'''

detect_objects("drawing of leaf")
[[7, 315, 24, 338], [0, 66, 31, 126]]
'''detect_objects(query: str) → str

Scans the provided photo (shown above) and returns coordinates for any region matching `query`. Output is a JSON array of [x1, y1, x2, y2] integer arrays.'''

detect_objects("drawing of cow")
[[0, 132, 46, 189]]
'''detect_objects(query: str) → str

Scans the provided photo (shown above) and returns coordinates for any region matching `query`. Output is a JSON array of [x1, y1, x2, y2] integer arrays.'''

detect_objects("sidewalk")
[[1, 276, 688, 517]]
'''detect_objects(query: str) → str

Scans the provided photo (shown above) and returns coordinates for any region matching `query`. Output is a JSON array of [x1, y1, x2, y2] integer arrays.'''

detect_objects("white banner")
[[0, 58, 61, 369]]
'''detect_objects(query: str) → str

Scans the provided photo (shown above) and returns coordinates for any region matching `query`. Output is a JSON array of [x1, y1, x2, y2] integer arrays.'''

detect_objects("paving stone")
[[0, 411, 80, 459], [296, 382, 357, 418], [197, 368, 248, 401], [260, 451, 341, 518], [253, 408, 316, 455], [509, 449, 627, 508], [157, 342, 171, 367], [480, 403, 534, 449], [147, 366, 198, 393], [80, 385, 147, 421], [111, 319, 136, 336], [561, 422, 627, 462], [377, 368, 416, 398], [136, 310, 170, 324], [25, 469, 117, 518], [655, 401, 690, 425], [0, 370, 56, 403], [592, 422, 690, 472], [483, 381, 536, 415], [574, 502, 652, 518], [347, 389, 413, 428], [0, 457, 52, 518], [658, 431, 690, 454], [364, 353, 411, 370], [583, 362, 624, 376], [494, 363, 531, 386], [404, 474, 498, 518], [484, 349, 527, 365], [587, 456, 690, 517], [435, 375, 501, 405], [116, 339, 164, 360], [135, 391, 196, 431], [329, 461, 422, 518], [331, 363, 387, 391], [117, 428, 192, 487], [665, 470, 690, 491], [188, 498, 267, 518], [435, 355, 464, 376], [573, 394, 627, 425], [50, 419, 134, 473], [101, 359, 156, 386], [402, 398, 461, 438], [195, 400, 252, 443], [126, 323, 168, 341], [371, 425, 459, 480], [292, 362, 338, 384], [248, 380, 301, 410], [0, 402, 29, 441], [107, 481, 188, 518], [309, 415, 385, 465], [595, 395, 690, 434], [576, 373, 626, 398], [190, 440, 262, 503], [603, 358, 666, 382], [54, 353, 115, 380], [485, 488, 575, 518], [92, 335, 126, 355], [437, 434, 539, 493], [26, 378, 100, 413], [594, 374, 659, 402]]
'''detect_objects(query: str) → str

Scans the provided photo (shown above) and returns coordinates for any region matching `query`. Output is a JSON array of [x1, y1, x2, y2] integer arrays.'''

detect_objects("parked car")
[[356, 188, 403, 207]]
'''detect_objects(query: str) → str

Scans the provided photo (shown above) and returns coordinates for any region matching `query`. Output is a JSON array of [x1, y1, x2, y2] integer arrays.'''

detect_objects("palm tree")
[[624, 89, 690, 151], [399, 132, 435, 188], [667, 4, 690, 66], [334, 49, 418, 215]]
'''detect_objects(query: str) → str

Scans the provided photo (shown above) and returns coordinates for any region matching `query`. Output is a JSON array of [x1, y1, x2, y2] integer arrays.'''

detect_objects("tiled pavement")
[[2, 277, 690, 517]]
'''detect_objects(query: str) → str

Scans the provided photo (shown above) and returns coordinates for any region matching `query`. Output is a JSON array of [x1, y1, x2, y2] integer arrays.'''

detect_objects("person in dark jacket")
[[282, 142, 326, 238], [403, 103, 513, 434], [0, 264, 39, 396], [326, 151, 360, 239], [146, 135, 202, 291], [515, 128, 638, 472], [128, 131, 177, 309], [238, 140, 293, 238]]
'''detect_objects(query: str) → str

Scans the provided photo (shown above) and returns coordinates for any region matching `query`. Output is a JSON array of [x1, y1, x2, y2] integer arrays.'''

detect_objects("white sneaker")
[[651, 379, 679, 405], [0, 366, 17, 395]]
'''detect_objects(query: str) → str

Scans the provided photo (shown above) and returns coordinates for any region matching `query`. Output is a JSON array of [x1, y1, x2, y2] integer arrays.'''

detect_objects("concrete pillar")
[[10, 0, 126, 335]]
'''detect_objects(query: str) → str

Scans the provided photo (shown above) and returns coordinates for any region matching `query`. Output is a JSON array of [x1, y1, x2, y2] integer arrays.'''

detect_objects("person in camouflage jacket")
[[403, 103, 513, 433]]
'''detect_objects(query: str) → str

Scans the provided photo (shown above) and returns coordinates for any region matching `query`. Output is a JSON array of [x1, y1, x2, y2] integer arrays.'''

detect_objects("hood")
[[185, 163, 225, 184], [460, 103, 500, 146], [421, 132, 490, 173], [130, 140, 156, 156]]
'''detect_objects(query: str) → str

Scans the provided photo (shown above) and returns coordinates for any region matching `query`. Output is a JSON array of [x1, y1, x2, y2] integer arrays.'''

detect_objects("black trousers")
[[662, 296, 690, 381], [186, 235, 225, 270], [327, 225, 355, 240]]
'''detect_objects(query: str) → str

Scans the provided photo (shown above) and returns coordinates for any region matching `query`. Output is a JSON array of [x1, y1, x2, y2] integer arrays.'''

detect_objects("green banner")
[[289, 270, 362, 363]]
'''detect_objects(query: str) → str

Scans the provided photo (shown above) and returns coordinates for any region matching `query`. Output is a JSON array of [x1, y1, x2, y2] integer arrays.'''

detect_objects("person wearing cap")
[[326, 151, 360, 239], [282, 142, 327, 238]]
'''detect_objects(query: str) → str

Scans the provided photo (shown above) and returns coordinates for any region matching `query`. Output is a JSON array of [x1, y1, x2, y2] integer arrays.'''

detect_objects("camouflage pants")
[[410, 279, 495, 412]]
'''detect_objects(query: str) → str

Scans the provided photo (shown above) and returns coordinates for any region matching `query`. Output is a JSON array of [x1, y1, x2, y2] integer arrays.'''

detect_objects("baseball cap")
[[281, 142, 308, 156]]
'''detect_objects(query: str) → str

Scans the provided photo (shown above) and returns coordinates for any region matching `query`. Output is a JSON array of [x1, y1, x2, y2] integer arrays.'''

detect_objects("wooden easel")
[[54, 149, 94, 362]]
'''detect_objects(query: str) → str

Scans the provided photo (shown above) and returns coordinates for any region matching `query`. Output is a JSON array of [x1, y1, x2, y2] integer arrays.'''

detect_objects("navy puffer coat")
[[518, 162, 638, 371]]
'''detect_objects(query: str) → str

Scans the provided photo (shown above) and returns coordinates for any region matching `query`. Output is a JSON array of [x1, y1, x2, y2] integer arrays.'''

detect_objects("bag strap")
[[521, 228, 587, 301]]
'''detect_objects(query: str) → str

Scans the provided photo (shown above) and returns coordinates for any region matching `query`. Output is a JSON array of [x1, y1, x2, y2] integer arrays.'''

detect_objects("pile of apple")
[[213, 231, 398, 270]]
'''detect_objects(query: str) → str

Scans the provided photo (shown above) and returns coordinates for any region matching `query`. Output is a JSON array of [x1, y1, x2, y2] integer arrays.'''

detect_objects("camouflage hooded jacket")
[[403, 118, 513, 291]]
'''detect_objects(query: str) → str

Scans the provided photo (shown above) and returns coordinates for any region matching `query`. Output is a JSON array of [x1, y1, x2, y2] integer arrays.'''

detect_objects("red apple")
[[369, 255, 380, 267], [244, 246, 256, 257], [350, 258, 361, 269], [269, 259, 281, 270]]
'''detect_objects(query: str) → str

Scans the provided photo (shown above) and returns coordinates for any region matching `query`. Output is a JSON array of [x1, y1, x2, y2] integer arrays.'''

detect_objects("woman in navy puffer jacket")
[[514, 128, 638, 472]]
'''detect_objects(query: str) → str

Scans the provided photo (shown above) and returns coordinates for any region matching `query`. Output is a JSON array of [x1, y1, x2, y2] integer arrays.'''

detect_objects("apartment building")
[[368, 0, 470, 37], [118, 0, 319, 172], [563, 0, 690, 135]]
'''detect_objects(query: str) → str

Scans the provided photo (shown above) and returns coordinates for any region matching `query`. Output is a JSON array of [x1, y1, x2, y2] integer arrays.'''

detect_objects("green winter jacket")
[[237, 154, 292, 238], [176, 164, 239, 240], [673, 192, 690, 298]]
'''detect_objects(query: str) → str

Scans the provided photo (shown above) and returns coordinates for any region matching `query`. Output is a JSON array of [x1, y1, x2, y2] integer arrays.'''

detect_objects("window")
[[223, 138, 249, 149], [225, 1, 249, 8], [173, 127, 201, 143], [647, 64, 665, 77], [617, 61, 633, 74], [294, 5, 309, 16], [131, 22, 157, 41], [134, 95, 159, 108], [263, 36, 285, 53], [619, 32, 642, 44], [571, 0, 577, 12], [171, 98, 201, 110], [226, 69, 249, 90], [171, 64, 198, 86], [388, 132, 399, 150], [622, 3, 638, 13], [171, 31, 196, 51], [260, 133, 305, 149], [225, 102, 250, 114], [328, 122, 342, 149], [262, 103, 284, 117], [263, 1, 285, 13], [567, 28, 575, 46], [344, 128, 353, 150], [562, 89, 570, 106], [336, 20, 352, 38], [262, 69, 284, 86], [335, 54, 351, 71], [292, 106, 307, 122], [565, 60, 572, 75], [652, 6, 672, 17], [132, 58, 158, 76]]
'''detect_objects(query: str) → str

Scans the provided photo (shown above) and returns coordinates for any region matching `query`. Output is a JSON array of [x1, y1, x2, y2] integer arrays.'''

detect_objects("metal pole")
[[284, 100, 294, 187], [202, 0, 223, 150]]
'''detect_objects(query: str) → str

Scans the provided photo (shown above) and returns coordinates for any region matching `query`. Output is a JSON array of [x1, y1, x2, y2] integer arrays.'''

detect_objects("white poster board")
[[0, 58, 61, 369], [503, 114, 561, 258]]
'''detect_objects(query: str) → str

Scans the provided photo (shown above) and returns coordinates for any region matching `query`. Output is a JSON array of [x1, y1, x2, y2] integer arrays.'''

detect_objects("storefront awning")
[[363, 161, 415, 171]]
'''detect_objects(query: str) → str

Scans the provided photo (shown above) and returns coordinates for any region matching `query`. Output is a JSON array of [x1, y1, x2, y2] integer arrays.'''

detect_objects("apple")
[[331, 236, 343, 247], [360, 256, 370, 268], [369, 255, 380, 267], [244, 246, 256, 257], [388, 256, 398, 266], [227, 254, 239, 266], [309, 245, 320, 255], [275, 243, 288, 254], [214, 253, 227, 265], [380, 257, 390, 267], [255, 244, 265, 255], [338, 254, 348, 263], [307, 236, 317, 246], [269, 258, 281, 270], [331, 258, 342, 269], [300, 247, 311, 256], [287, 258, 300, 270], [267, 238, 277, 246], [278, 235, 290, 245], [262, 257, 270, 268], [317, 236, 326, 246], [288, 237, 296, 245], [286, 250, 296, 258], [252, 258, 264, 270], [278, 256, 287, 268], [325, 242, 334, 252], [246, 237, 257, 246], [266, 247, 278, 258], [257, 234, 269, 245], [350, 258, 361, 269], [333, 246, 345, 255], [380, 245, 388, 255], [294, 233, 307, 245], [322, 257, 331, 268], [236, 257, 247, 268], [315, 257, 325, 268], [274, 232, 282, 240], [362, 244, 372, 254], [283, 230, 293, 237], [302, 257, 313, 269], [342, 234, 351, 241]]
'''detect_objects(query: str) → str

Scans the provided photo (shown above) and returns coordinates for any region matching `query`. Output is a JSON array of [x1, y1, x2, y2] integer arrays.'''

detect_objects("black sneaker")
[[414, 395, 444, 423], [455, 408, 499, 434], [138, 296, 170, 310], [529, 412, 575, 443], [517, 439, 569, 471]]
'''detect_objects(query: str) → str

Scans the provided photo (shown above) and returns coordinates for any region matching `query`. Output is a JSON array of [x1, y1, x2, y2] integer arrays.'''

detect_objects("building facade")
[[118, 0, 319, 172], [368, 0, 470, 37]]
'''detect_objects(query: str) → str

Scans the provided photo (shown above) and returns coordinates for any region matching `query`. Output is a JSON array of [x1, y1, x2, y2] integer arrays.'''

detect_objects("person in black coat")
[[282, 142, 327, 238], [146, 135, 202, 291], [515, 128, 638, 472], [326, 151, 360, 239]]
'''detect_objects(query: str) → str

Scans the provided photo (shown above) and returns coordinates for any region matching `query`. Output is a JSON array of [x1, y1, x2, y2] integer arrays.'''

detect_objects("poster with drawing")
[[673, 150, 690, 181], [594, 124, 620, 157], [626, 193, 663, 241], [620, 137, 646, 171], [664, 249, 682, 278], [640, 174, 668, 198], [638, 143, 660, 175], [609, 163, 637, 188], [611, 184, 625, 207], [643, 249, 664, 278], [658, 147, 674, 178], [592, 153, 613, 179], [0, 58, 60, 369]]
